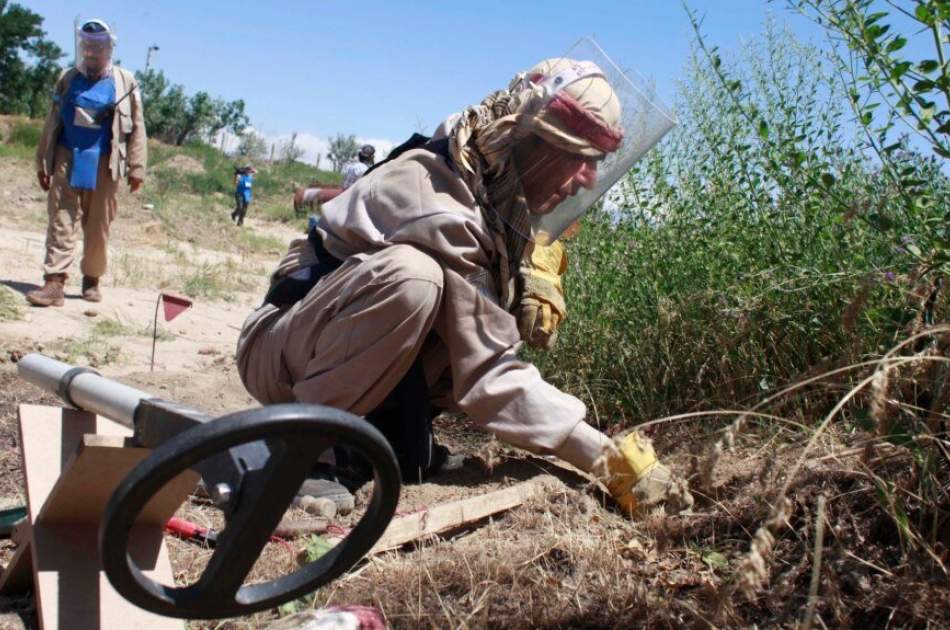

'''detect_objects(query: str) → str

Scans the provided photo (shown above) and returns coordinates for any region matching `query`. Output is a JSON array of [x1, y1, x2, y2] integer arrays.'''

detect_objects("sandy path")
[[0, 184, 293, 378]]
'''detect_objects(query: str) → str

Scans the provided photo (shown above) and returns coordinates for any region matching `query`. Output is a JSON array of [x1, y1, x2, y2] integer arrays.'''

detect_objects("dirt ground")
[[0, 149, 947, 629]]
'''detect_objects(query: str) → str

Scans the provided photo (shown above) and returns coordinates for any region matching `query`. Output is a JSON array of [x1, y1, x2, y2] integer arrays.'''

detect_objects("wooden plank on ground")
[[369, 475, 559, 554]]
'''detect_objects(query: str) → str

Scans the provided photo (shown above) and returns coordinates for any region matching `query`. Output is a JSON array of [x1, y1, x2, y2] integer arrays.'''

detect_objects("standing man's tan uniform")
[[28, 19, 146, 307]]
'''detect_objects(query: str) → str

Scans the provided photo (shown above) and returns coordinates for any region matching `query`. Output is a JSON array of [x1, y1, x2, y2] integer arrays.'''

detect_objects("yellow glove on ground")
[[602, 432, 694, 516], [518, 241, 568, 351]]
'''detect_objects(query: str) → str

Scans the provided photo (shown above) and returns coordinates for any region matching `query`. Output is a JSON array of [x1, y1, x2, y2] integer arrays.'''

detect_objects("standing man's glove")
[[517, 240, 568, 351], [599, 432, 694, 516]]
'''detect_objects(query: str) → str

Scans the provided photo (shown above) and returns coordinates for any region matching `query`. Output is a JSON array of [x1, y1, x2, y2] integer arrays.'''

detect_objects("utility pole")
[[145, 44, 160, 72]]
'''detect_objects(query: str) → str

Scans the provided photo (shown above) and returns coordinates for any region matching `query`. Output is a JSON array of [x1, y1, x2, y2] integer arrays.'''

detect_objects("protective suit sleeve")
[[435, 268, 586, 454], [126, 76, 147, 180], [35, 69, 72, 176]]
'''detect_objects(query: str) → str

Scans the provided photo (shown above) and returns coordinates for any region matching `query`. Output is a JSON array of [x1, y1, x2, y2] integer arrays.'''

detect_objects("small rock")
[[197, 346, 217, 355], [83, 309, 98, 317], [295, 496, 337, 520], [9, 350, 24, 363], [142, 203, 155, 210]]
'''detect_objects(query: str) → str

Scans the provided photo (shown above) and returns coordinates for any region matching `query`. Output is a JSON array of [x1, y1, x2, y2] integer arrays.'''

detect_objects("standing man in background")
[[232, 164, 257, 226], [341, 144, 375, 189], [28, 18, 147, 307]]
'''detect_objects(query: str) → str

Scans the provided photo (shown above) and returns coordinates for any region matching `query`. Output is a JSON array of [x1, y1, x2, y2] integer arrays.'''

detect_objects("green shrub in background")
[[0, 119, 39, 159], [532, 20, 947, 427], [8, 121, 41, 146]]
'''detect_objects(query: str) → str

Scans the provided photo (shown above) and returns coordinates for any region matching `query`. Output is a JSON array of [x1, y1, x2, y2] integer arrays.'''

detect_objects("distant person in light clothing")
[[341, 144, 375, 189]]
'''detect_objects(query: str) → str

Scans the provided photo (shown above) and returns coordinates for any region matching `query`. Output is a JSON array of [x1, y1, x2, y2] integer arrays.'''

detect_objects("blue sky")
[[24, 1, 827, 160]]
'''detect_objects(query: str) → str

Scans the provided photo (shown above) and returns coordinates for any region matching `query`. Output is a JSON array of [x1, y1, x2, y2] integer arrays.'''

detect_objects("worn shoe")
[[81, 276, 102, 302], [26, 274, 66, 307]]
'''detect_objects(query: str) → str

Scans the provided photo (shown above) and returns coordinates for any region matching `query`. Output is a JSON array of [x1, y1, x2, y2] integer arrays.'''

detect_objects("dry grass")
[[0, 286, 23, 323], [1, 326, 947, 629]]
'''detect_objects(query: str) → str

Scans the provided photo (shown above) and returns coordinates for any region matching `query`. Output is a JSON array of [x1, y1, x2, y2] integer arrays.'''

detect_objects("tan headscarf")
[[447, 58, 623, 308]]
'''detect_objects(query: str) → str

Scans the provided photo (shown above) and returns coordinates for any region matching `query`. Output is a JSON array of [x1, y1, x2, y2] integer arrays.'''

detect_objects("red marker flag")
[[161, 292, 192, 322], [151, 291, 194, 371]]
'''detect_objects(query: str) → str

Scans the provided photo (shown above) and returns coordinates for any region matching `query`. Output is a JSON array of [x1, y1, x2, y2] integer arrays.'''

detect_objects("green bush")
[[532, 21, 948, 425], [8, 121, 41, 146]]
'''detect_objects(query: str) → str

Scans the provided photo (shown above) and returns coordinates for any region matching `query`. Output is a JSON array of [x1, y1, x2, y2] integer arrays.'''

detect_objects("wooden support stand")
[[0, 404, 198, 630]]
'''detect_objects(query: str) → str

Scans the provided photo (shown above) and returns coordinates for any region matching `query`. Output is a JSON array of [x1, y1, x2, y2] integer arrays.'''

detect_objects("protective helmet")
[[75, 18, 116, 76], [80, 19, 116, 42], [450, 38, 676, 246]]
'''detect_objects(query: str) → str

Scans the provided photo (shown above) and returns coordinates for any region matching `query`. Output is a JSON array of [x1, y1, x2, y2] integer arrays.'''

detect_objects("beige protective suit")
[[35, 66, 147, 277], [237, 146, 606, 467]]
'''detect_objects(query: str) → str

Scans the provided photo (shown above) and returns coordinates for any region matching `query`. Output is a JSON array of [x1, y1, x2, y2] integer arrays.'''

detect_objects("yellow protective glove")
[[601, 432, 694, 516], [517, 241, 568, 351]]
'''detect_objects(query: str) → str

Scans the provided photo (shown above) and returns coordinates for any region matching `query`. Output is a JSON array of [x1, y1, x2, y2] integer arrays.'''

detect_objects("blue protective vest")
[[236, 173, 253, 202], [58, 73, 116, 191]]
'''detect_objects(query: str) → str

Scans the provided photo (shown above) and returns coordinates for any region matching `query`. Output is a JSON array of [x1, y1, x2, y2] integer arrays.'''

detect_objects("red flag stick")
[[151, 292, 192, 371]]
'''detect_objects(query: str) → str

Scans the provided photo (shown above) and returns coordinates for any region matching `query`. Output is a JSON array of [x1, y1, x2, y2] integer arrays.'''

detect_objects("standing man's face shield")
[[75, 18, 115, 78], [510, 39, 677, 245]]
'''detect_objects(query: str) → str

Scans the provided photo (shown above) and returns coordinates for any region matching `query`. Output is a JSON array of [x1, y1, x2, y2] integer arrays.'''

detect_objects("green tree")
[[0, 1, 64, 116], [279, 131, 305, 163], [787, 0, 950, 269], [236, 130, 268, 161], [327, 133, 358, 172], [135, 68, 250, 146], [173, 90, 216, 145], [208, 99, 249, 146]]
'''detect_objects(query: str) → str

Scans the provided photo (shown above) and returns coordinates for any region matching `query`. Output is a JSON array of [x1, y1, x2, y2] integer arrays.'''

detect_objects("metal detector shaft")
[[18, 353, 149, 428], [17, 352, 269, 513]]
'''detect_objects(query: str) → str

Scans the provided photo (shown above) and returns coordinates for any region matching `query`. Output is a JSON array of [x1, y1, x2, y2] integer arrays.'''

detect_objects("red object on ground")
[[315, 606, 387, 629], [160, 292, 192, 322], [165, 516, 217, 545]]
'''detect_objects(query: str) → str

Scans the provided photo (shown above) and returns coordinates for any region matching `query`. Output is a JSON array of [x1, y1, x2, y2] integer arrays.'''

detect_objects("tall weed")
[[536, 21, 947, 426]]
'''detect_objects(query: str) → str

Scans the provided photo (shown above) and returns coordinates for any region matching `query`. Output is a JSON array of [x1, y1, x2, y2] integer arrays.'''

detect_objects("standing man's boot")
[[26, 274, 66, 307], [81, 276, 102, 302]]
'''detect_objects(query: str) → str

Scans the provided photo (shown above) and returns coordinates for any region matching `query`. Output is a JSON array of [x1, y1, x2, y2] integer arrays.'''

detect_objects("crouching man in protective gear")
[[28, 18, 147, 307], [236, 41, 692, 516]]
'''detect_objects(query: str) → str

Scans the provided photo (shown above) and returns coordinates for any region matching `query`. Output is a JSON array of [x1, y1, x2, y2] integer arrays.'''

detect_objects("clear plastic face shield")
[[75, 18, 115, 78], [511, 39, 677, 245]]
